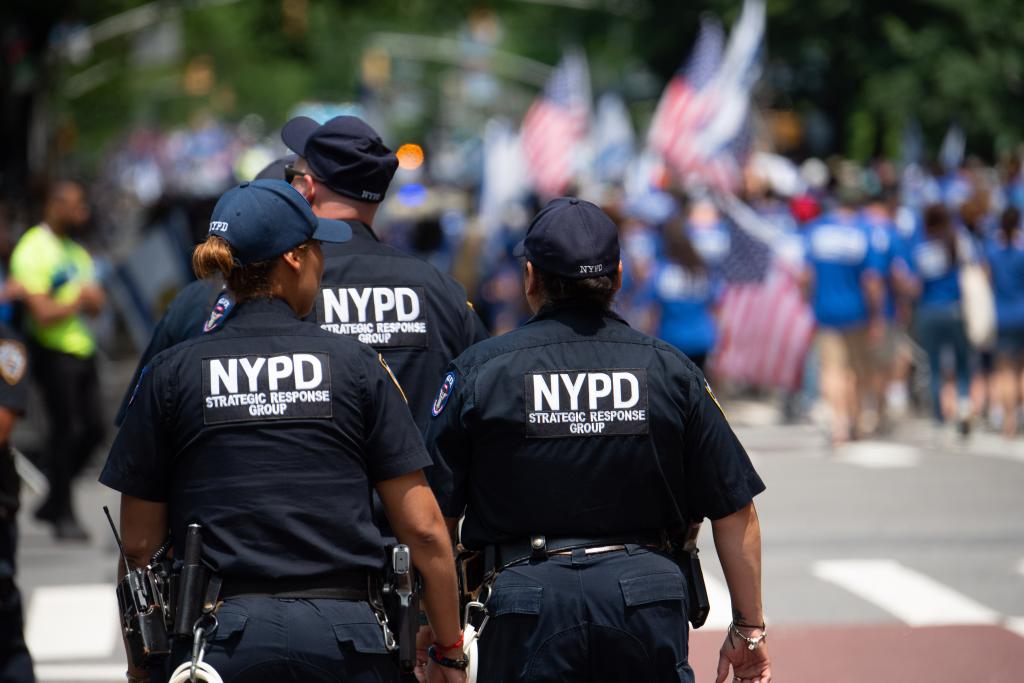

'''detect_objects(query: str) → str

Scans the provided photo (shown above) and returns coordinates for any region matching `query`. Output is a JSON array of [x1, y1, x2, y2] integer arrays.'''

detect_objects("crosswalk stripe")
[[35, 663, 126, 681], [812, 559, 1000, 626], [834, 442, 921, 469], [1005, 617, 1024, 640], [25, 584, 119, 661]]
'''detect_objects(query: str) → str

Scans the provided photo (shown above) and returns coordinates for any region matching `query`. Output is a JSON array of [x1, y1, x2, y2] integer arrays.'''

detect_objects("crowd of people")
[[468, 156, 1024, 446]]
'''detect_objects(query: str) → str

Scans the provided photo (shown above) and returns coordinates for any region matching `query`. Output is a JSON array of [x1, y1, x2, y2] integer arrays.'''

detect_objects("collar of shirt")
[[229, 296, 299, 323], [526, 302, 630, 327], [349, 221, 380, 242]]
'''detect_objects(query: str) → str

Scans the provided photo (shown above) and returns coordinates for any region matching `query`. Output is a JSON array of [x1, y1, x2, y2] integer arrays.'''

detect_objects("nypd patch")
[[203, 291, 236, 334], [432, 372, 456, 417]]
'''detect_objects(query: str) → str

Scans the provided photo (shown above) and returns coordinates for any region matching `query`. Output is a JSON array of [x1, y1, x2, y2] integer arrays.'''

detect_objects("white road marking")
[[703, 573, 733, 630], [36, 663, 126, 681], [25, 584, 119, 661], [967, 433, 1024, 462], [812, 559, 1000, 626], [1005, 617, 1024, 640], [834, 442, 922, 469]]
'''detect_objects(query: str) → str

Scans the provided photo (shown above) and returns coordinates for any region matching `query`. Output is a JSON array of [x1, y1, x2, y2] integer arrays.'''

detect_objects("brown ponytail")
[[192, 236, 235, 279], [191, 236, 277, 301]]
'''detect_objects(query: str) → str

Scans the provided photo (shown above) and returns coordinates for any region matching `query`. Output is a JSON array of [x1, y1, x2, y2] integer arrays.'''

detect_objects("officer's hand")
[[413, 625, 433, 683], [425, 660, 468, 683], [716, 626, 772, 683]]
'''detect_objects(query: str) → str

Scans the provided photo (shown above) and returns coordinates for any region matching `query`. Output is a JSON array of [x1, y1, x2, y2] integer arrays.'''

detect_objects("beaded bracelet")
[[427, 645, 469, 670]]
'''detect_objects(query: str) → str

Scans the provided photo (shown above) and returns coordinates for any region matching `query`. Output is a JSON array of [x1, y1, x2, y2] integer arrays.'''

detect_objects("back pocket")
[[619, 571, 685, 607], [488, 584, 543, 617]]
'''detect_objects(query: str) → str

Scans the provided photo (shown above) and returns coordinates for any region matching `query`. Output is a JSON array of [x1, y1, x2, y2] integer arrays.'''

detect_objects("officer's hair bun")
[[193, 236, 236, 279], [193, 235, 277, 300]]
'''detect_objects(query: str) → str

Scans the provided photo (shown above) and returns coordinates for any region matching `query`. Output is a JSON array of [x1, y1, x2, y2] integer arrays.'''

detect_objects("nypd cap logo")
[[432, 372, 456, 417]]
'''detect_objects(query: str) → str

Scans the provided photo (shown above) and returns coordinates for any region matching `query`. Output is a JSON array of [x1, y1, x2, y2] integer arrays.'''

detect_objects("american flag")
[[521, 52, 591, 198], [712, 199, 815, 391], [647, 16, 724, 182]]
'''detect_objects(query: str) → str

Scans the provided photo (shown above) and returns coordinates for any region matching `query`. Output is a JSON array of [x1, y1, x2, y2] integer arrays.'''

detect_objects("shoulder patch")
[[203, 291, 235, 334], [378, 354, 408, 403], [466, 300, 475, 311], [705, 379, 726, 418], [0, 339, 27, 385], [432, 371, 457, 417]]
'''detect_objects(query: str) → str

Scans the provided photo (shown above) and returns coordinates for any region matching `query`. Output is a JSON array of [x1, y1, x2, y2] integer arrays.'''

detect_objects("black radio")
[[104, 507, 171, 668]]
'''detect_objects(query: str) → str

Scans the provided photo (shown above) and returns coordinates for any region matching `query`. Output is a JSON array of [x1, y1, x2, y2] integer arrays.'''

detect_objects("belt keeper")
[[529, 535, 547, 560]]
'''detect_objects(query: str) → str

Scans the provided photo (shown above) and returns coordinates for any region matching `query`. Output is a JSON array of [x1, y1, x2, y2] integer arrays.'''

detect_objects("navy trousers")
[[0, 519, 34, 683], [477, 545, 694, 683], [165, 597, 398, 682]]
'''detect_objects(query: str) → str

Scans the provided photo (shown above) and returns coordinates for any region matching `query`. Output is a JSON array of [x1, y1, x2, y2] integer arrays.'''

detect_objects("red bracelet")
[[435, 632, 464, 651]]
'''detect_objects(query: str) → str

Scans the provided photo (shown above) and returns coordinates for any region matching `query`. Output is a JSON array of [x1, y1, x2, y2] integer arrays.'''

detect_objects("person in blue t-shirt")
[[646, 220, 720, 372], [860, 197, 903, 433], [986, 206, 1024, 437], [802, 197, 884, 445], [686, 199, 731, 280], [901, 204, 976, 433]]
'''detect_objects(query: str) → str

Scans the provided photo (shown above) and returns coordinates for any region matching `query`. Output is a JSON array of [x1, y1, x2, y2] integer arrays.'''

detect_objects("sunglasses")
[[284, 164, 325, 185]]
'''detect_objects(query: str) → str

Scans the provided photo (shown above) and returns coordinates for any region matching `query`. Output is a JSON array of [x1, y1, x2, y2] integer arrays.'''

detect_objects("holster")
[[382, 544, 421, 673], [115, 567, 171, 668], [671, 523, 710, 629], [172, 524, 209, 638]]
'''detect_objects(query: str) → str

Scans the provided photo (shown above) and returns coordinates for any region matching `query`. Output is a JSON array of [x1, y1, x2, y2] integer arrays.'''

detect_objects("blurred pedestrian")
[[986, 206, 1024, 436], [801, 192, 885, 445], [902, 204, 976, 434], [0, 322, 33, 682], [10, 181, 105, 540], [646, 216, 720, 373], [860, 190, 903, 433]]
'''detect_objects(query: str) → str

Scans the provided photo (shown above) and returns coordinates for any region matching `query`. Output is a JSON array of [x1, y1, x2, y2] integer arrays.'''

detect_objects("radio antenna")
[[103, 505, 132, 576]]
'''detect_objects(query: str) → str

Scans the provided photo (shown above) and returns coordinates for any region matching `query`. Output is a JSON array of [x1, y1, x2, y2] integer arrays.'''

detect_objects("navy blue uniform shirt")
[[425, 304, 764, 549], [100, 297, 431, 580], [308, 222, 488, 432], [114, 276, 227, 426]]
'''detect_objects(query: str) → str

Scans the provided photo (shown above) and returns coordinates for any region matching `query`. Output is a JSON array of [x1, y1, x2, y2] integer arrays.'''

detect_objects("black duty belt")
[[220, 571, 370, 601], [483, 534, 664, 574]]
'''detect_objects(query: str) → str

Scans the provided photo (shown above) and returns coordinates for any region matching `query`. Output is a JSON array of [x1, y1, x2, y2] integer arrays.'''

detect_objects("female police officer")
[[100, 180, 466, 683], [426, 198, 772, 683]]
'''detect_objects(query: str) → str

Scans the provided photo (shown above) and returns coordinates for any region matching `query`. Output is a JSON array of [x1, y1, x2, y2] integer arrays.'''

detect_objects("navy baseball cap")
[[513, 197, 620, 279], [254, 154, 296, 181], [208, 179, 353, 265], [280, 115, 398, 203]]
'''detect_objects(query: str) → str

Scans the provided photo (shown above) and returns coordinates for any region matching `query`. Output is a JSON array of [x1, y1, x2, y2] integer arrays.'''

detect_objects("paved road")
[[10, 383, 1024, 682]]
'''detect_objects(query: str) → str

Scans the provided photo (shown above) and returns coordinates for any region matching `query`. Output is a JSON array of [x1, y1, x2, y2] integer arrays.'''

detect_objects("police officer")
[[0, 323, 33, 682], [100, 180, 466, 683], [280, 115, 488, 432], [425, 198, 772, 683], [114, 156, 295, 427]]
